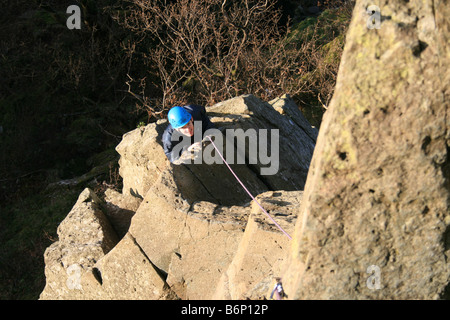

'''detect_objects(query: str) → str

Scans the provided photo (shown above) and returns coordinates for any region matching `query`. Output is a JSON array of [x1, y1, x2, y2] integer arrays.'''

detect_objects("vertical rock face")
[[114, 120, 168, 200], [282, 0, 450, 299]]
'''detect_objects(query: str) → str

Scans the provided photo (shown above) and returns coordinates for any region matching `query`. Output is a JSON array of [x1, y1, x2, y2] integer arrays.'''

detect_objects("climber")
[[270, 278, 286, 300], [162, 104, 216, 163]]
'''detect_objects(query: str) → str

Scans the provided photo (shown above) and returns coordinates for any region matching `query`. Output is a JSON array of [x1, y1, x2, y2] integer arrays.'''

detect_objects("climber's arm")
[[163, 129, 180, 163], [163, 128, 194, 164]]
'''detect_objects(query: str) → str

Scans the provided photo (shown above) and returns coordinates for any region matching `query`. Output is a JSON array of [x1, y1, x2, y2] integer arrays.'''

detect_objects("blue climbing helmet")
[[167, 106, 192, 129]]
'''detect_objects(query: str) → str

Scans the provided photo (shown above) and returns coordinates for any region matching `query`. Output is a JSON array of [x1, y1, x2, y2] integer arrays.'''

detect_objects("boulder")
[[40, 188, 175, 300], [83, 233, 177, 300], [40, 188, 119, 299]]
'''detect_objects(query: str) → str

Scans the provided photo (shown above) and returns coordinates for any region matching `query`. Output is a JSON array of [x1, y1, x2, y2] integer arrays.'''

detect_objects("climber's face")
[[177, 118, 194, 137]]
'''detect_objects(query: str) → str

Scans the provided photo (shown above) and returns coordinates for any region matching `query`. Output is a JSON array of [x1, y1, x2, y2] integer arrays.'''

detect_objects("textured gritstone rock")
[[40, 94, 316, 300], [282, 0, 450, 300]]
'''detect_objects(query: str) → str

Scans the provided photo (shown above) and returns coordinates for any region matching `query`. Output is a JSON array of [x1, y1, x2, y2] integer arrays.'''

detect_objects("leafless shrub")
[[286, 0, 354, 120], [114, 0, 314, 113]]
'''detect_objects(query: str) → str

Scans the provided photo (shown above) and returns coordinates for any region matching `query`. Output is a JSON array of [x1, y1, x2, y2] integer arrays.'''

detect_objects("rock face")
[[282, 0, 450, 299], [40, 189, 120, 299], [40, 94, 315, 300], [208, 94, 317, 192], [213, 191, 302, 300]]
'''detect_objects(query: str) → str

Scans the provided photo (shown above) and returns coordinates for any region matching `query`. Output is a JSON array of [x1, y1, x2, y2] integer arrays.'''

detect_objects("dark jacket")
[[162, 105, 215, 163]]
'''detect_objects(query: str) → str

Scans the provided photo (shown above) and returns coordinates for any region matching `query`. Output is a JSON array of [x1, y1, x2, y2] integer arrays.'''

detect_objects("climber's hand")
[[187, 141, 202, 152]]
